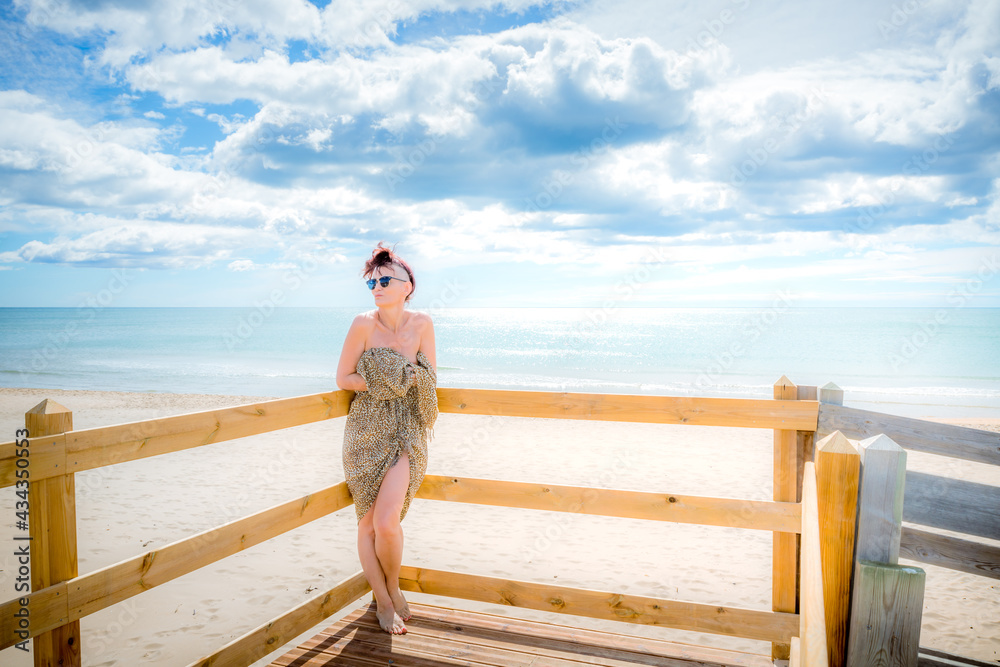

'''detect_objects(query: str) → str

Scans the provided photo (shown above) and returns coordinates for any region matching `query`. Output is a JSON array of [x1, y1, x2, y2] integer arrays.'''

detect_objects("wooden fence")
[[1, 376, 995, 666]]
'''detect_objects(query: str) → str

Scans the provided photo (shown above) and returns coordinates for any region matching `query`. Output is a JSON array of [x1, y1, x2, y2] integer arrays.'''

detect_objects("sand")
[[0, 387, 997, 666]]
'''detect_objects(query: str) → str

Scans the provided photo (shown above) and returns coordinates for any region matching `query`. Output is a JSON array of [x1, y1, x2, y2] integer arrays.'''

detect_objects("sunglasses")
[[366, 276, 409, 289]]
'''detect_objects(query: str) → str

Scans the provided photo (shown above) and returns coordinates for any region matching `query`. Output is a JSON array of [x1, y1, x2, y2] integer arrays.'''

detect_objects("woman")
[[336, 242, 438, 635]]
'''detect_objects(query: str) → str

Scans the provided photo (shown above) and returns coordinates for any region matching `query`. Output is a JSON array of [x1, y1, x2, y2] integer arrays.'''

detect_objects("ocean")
[[1, 306, 998, 418]]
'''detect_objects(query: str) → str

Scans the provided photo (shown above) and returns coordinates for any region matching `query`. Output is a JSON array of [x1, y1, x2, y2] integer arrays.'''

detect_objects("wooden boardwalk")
[[269, 601, 774, 667]]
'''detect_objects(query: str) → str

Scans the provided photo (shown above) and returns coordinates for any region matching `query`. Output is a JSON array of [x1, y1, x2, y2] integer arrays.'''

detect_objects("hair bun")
[[362, 241, 416, 302]]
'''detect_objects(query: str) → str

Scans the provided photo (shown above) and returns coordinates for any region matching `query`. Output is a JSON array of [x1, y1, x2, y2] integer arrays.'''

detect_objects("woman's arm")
[[419, 312, 437, 373], [336, 314, 370, 391]]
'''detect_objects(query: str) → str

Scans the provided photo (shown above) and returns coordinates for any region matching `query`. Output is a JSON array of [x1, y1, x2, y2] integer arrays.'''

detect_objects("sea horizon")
[[1, 306, 998, 419]]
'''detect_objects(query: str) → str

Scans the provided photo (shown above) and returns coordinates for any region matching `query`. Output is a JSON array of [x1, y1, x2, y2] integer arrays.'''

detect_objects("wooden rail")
[[0, 392, 350, 487], [14, 379, 984, 667], [0, 389, 818, 488], [0, 482, 354, 649], [817, 403, 1000, 466], [188, 571, 371, 667], [395, 565, 799, 643], [415, 475, 802, 532], [437, 387, 818, 429]]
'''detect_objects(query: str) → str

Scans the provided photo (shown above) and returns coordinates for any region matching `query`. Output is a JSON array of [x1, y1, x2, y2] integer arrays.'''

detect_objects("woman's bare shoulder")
[[348, 310, 377, 336], [408, 310, 434, 325]]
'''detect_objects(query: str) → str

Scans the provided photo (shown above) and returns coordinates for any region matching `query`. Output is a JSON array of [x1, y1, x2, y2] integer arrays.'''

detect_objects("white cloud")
[[0, 221, 252, 268], [227, 259, 258, 271], [2, 0, 998, 307]]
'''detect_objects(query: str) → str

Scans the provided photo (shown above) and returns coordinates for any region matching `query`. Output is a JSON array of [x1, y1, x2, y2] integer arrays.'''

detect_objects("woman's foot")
[[388, 587, 411, 621], [376, 603, 407, 634]]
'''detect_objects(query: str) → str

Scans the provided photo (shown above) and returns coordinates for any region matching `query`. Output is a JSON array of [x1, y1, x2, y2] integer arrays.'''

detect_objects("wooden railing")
[[817, 398, 1000, 581], [792, 460, 830, 666], [3, 377, 994, 666]]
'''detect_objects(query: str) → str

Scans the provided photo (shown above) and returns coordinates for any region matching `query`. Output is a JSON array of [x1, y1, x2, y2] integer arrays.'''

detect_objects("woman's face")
[[371, 263, 411, 304]]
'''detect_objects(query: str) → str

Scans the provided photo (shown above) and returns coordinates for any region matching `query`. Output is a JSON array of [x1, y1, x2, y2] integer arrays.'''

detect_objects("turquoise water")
[[1, 307, 998, 417]]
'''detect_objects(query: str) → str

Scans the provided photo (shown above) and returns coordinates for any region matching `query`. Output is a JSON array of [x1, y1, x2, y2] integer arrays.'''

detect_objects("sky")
[[0, 0, 998, 309]]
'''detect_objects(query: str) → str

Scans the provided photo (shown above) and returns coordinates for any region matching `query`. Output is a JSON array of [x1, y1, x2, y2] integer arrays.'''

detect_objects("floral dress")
[[342, 346, 437, 523]]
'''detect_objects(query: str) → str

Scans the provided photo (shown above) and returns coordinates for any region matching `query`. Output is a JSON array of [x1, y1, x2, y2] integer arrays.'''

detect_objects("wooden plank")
[[772, 376, 799, 661], [796, 385, 817, 505], [917, 647, 999, 667], [186, 571, 370, 667], [815, 431, 860, 667], [800, 462, 829, 667], [0, 391, 351, 487], [855, 435, 907, 565], [0, 433, 66, 489], [903, 471, 999, 541], [2, 388, 818, 488], [900, 526, 1000, 580], [416, 475, 802, 533], [376, 603, 772, 667], [437, 387, 819, 430], [26, 399, 81, 667], [272, 601, 774, 667], [396, 565, 799, 643], [0, 482, 353, 646], [0, 583, 68, 651], [817, 403, 1000, 466], [845, 561, 925, 667]]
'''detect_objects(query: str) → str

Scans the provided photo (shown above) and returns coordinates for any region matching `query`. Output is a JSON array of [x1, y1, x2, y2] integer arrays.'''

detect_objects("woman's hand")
[[340, 372, 368, 392], [337, 314, 372, 391]]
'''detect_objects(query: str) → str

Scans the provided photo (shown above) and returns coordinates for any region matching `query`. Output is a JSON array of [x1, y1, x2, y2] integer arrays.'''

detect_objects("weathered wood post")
[[26, 399, 81, 667], [772, 375, 800, 660], [819, 382, 844, 407], [815, 430, 860, 667], [796, 384, 818, 501], [846, 434, 925, 667], [800, 461, 830, 666]]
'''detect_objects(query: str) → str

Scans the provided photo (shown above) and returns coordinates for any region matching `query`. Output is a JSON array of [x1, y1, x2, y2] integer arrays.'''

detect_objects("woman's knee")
[[373, 505, 402, 537], [358, 510, 376, 540]]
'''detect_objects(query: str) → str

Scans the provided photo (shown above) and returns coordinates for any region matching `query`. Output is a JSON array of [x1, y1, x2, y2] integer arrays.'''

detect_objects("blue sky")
[[0, 0, 998, 309]]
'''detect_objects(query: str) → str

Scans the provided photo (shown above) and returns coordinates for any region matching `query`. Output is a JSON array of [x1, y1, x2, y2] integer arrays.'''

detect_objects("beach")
[[1, 387, 997, 665]]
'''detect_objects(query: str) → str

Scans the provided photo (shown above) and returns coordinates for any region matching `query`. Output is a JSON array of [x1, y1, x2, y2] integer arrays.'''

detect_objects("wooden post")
[[800, 461, 830, 666], [772, 375, 799, 661], [819, 382, 844, 406], [846, 561, 925, 667], [26, 399, 81, 667], [815, 431, 860, 667], [796, 385, 817, 500], [853, 434, 906, 565], [846, 434, 924, 667]]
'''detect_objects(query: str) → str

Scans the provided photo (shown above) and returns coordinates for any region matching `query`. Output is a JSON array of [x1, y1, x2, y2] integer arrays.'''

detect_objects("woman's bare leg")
[[373, 452, 412, 623], [357, 506, 405, 634]]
